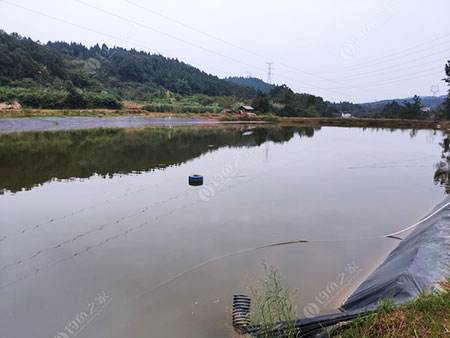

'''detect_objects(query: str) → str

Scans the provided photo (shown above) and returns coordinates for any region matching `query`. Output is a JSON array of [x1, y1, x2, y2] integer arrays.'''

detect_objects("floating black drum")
[[189, 174, 203, 186]]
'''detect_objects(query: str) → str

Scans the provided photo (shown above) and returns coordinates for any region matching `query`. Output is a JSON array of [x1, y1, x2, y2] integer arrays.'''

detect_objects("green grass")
[[248, 263, 298, 338], [336, 279, 450, 338], [143, 103, 223, 114]]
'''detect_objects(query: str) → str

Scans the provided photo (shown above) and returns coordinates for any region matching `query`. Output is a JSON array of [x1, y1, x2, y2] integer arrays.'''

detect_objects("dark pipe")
[[232, 294, 252, 334]]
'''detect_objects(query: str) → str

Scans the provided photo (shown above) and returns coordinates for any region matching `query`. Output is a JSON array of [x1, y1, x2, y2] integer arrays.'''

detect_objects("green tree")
[[64, 81, 87, 108], [381, 100, 404, 119], [443, 61, 450, 119], [174, 78, 191, 95], [403, 95, 423, 119], [251, 90, 270, 113], [324, 106, 338, 117]]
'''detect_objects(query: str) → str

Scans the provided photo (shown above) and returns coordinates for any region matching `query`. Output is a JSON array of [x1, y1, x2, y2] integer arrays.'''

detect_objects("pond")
[[0, 125, 447, 338]]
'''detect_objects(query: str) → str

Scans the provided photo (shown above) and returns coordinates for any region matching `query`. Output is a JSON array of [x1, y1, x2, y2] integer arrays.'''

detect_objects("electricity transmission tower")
[[266, 62, 274, 84], [430, 85, 440, 97], [430, 85, 441, 116]]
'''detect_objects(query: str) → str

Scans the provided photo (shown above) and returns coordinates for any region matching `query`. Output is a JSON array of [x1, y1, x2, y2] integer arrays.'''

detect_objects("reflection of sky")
[[0, 127, 445, 338]]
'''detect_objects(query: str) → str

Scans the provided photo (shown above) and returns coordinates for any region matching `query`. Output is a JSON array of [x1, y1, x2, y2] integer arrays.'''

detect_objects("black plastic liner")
[[342, 196, 450, 311]]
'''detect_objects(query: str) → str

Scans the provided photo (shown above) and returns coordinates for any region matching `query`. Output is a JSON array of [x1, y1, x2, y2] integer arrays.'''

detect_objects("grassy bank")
[[0, 109, 221, 120], [337, 280, 450, 338]]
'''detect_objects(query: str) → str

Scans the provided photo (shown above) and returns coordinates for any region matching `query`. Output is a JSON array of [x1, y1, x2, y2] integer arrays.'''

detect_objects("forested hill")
[[0, 30, 255, 98], [361, 96, 446, 109], [226, 76, 274, 93]]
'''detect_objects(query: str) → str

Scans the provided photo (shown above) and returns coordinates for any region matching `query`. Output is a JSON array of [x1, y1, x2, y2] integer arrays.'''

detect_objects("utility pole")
[[266, 62, 274, 84], [247, 72, 252, 78]]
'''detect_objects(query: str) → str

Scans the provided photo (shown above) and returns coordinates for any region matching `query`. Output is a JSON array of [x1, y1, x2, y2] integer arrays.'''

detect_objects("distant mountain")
[[226, 76, 274, 93], [361, 95, 446, 109]]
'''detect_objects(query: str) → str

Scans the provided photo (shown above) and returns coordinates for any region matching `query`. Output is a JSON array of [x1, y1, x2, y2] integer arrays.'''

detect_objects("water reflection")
[[434, 132, 450, 193], [0, 126, 320, 194]]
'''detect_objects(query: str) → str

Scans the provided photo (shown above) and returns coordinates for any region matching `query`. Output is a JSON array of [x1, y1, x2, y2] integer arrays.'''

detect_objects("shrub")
[[0, 86, 121, 109]]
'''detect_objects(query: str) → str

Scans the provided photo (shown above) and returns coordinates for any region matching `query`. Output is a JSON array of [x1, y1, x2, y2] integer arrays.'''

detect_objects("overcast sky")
[[0, 0, 449, 103]]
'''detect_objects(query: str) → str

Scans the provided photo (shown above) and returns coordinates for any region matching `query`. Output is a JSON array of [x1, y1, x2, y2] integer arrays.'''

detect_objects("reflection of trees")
[[0, 126, 319, 193], [434, 134, 450, 194], [360, 127, 419, 138], [409, 129, 418, 138], [252, 126, 319, 145]]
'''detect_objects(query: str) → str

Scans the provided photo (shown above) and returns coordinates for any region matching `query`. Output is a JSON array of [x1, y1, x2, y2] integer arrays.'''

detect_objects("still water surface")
[[0, 125, 446, 338]]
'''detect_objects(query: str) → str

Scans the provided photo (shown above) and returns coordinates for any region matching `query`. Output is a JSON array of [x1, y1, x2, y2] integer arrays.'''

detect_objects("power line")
[[3, 0, 343, 101], [72, 0, 369, 101], [74, 0, 352, 97], [314, 35, 450, 74], [73, 0, 367, 100], [119, 0, 376, 100], [0, 0, 235, 77], [332, 52, 450, 82], [1, 0, 341, 101], [124, 0, 272, 62], [299, 47, 449, 83], [323, 69, 443, 90], [122, 0, 447, 91], [316, 67, 444, 90], [274, 72, 369, 102], [1, 1, 156, 55], [4, 0, 442, 102], [356, 70, 444, 89], [72, 0, 265, 72]]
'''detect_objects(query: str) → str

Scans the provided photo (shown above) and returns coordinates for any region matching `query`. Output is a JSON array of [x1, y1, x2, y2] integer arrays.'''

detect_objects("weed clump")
[[249, 264, 298, 338]]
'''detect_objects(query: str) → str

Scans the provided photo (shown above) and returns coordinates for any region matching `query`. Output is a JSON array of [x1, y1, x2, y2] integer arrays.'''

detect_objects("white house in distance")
[[341, 112, 352, 118]]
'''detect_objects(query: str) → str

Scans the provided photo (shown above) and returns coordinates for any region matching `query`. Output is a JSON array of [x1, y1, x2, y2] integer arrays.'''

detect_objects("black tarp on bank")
[[342, 196, 450, 311]]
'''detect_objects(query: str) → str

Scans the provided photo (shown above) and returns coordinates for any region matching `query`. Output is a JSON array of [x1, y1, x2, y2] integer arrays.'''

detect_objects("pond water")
[[0, 125, 447, 338]]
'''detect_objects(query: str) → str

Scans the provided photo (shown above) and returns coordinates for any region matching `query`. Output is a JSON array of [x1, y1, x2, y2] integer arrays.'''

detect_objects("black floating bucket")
[[232, 294, 251, 333], [188, 174, 203, 186]]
